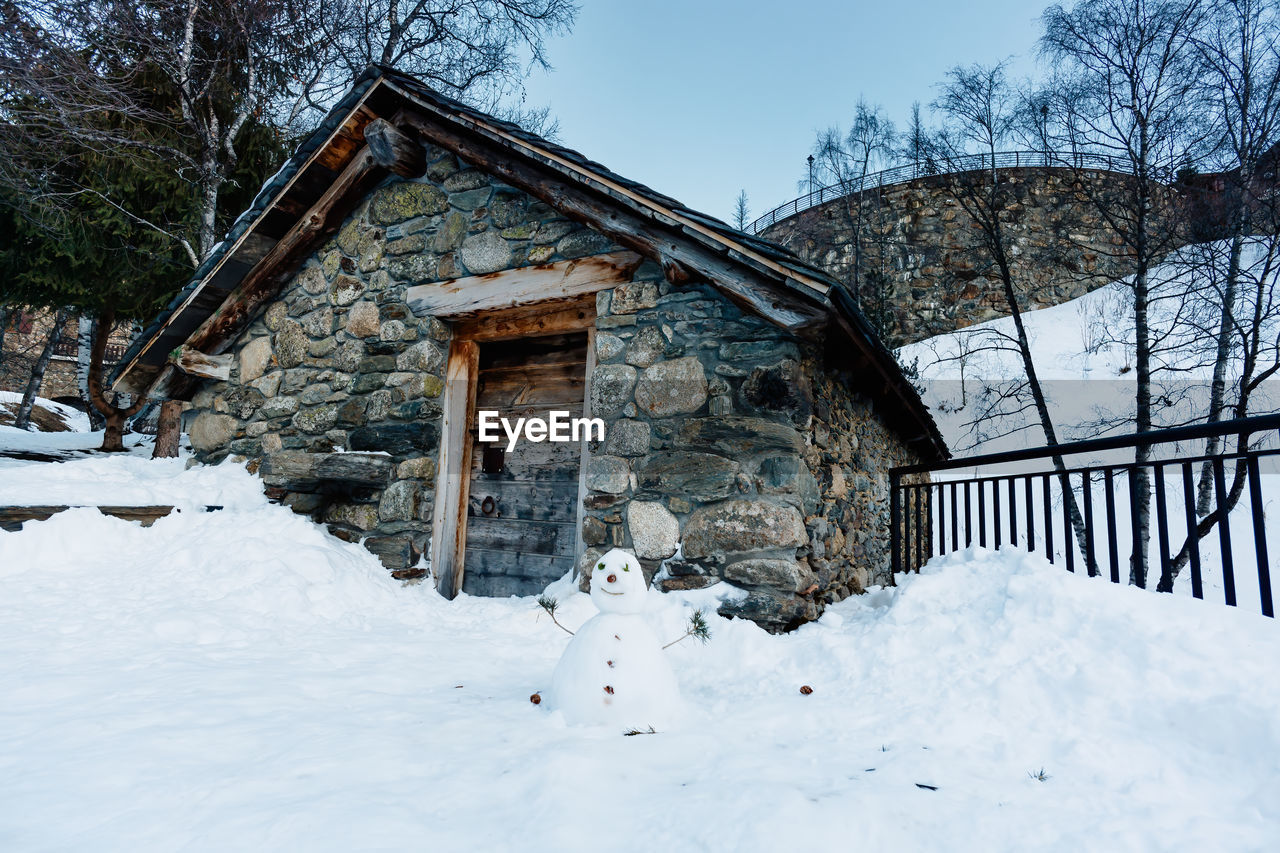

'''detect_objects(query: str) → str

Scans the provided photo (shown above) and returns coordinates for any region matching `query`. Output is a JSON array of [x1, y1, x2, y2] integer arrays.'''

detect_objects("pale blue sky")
[[522, 0, 1046, 226]]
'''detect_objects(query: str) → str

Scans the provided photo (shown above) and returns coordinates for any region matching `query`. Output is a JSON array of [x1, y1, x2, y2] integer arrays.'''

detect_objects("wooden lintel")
[[450, 293, 597, 342], [169, 346, 233, 381], [364, 117, 427, 178], [407, 251, 642, 318]]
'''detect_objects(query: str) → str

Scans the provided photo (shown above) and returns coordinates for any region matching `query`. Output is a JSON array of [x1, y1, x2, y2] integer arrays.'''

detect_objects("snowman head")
[[590, 548, 648, 614]]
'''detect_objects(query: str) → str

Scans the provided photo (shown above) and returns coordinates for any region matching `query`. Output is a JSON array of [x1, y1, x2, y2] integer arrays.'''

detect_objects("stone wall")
[[184, 141, 627, 568], [183, 142, 927, 631], [804, 363, 922, 598], [762, 168, 1158, 347], [582, 280, 925, 631]]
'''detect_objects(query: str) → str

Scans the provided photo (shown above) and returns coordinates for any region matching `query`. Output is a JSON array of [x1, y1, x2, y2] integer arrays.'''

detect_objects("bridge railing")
[[747, 150, 1135, 235]]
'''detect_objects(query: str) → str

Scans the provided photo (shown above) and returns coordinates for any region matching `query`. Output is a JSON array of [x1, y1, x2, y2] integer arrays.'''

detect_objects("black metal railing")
[[747, 150, 1136, 235], [51, 339, 127, 363], [890, 414, 1280, 618]]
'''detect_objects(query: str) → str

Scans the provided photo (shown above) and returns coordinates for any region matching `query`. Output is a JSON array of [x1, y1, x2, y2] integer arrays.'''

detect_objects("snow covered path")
[[1, 458, 1277, 851]]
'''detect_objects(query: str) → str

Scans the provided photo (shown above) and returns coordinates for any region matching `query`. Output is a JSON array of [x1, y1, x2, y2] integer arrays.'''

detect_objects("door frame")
[[430, 294, 597, 598]]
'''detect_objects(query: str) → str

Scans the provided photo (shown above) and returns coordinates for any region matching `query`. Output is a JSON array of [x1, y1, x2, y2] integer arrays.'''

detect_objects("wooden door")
[[461, 333, 588, 596]]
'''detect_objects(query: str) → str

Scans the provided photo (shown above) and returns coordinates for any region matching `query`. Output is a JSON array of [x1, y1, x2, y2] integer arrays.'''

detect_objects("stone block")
[[189, 412, 239, 453], [379, 479, 424, 522], [274, 320, 308, 369], [329, 275, 365, 307], [624, 326, 665, 368], [589, 363, 636, 417], [324, 502, 381, 531], [239, 336, 273, 383], [682, 499, 806, 561], [369, 182, 448, 224], [396, 340, 444, 373], [626, 501, 679, 560], [722, 558, 808, 592], [604, 419, 650, 457], [346, 302, 381, 338], [635, 357, 707, 417], [459, 230, 512, 274], [585, 455, 630, 494], [292, 404, 339, 434], [678, 417, 803, 456], [635, 451, 738, 501], [348, 422, 440, 457]]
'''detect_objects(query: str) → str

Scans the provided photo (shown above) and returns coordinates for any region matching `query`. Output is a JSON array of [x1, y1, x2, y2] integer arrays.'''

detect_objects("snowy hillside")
[[898, 263, 1280, 457], [0, 454, 1277, 851]]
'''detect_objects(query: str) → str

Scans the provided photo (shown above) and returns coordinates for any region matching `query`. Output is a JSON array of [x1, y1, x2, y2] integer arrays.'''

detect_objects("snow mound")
[[0, 454, 268, 508], [0, 391, 91, 433]]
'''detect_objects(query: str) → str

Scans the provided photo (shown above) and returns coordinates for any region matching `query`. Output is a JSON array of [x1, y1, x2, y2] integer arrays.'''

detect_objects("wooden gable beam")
[[396, 112, 828, 332], [405, 251, 642, 318], [168, 346, 233, 381], [128, 147, 387, 400], [365, 117, 427, 178]]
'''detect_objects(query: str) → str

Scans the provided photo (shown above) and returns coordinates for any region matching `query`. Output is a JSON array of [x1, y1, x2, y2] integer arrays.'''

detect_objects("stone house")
[[113, 67, 947, 631]]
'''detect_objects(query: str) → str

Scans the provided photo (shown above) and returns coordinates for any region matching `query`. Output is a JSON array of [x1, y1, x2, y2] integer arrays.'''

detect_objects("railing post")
[[890, 471, 902, 577]]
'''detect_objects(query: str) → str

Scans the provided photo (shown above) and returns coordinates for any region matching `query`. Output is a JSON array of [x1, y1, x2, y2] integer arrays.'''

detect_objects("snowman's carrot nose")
[[607, 574, 617, 583]]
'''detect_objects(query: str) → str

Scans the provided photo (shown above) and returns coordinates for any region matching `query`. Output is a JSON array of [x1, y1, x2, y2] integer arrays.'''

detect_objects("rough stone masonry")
[[184, 142, 925, 632]]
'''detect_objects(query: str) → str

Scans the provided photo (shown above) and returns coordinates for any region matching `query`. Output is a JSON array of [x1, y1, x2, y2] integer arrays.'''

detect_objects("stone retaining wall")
[[762, 168, 1159, 346]]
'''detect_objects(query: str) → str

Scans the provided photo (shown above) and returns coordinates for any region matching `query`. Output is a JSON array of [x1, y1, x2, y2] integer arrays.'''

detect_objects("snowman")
[[548, 548, 683, 730]]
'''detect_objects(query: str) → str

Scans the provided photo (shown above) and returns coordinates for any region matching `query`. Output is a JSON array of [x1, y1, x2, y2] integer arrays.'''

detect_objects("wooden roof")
[[112, 66, 947, 461]]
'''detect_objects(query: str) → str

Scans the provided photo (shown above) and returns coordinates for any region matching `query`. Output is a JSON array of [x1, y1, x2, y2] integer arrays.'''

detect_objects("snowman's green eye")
[[597, 562, 605, 571], [622, 564, 630, 572]]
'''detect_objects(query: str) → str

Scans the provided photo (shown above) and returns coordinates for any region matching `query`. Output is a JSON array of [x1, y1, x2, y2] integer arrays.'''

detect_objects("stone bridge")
[[757, 153, 1279, 346]]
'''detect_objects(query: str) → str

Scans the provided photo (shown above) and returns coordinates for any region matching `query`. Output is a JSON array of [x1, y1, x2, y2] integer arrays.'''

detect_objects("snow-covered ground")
[[1, 454, 1277, 851]]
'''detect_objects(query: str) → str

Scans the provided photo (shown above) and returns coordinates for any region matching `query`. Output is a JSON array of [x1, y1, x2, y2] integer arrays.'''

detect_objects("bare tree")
[[1041, 0, 1209, 588], [928, 60, 1095, 573], [0, 0, 308, 265], [899, 101, 931, 174], [280, 0, 577, 129], [13, 307, 70, 431], [1187, 0, 1280, 514], [811, 98, 898, 332], [732, 189, 751, 231]]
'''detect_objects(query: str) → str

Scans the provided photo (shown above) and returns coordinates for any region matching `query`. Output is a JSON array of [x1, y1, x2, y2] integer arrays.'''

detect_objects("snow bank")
[[0, 453, 266, 509], [1, 461, 1275, 853], [0, 391, 91, 432]]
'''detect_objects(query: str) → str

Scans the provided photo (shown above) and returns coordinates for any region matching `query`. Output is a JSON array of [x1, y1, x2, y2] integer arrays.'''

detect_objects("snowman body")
[[549, 549, 682, 730]]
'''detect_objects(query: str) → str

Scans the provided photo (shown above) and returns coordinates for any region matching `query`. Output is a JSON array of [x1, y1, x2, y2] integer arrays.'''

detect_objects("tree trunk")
[[87, 304, 147, 452], [0, 305, 9, 368], [993, 238, 1096, 575], [14, 308, 69, 431], [151, 400, 184, 458], [1131, 261, 1153, 589], [76, 314, 104, 430], [1196, 217, 1248, 515]]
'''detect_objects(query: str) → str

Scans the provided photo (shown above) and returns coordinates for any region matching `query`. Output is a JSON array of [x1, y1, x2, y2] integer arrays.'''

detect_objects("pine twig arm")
[[537, 595, 574, 636]]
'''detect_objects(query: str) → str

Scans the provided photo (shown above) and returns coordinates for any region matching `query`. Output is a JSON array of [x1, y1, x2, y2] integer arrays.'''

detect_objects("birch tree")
[[928, 61, 1096, 573], [1041, 0, 1208, 588]]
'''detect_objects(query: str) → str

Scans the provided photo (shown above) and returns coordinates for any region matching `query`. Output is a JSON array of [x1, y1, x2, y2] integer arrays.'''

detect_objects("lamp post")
[[807, 154, 816, 205]]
